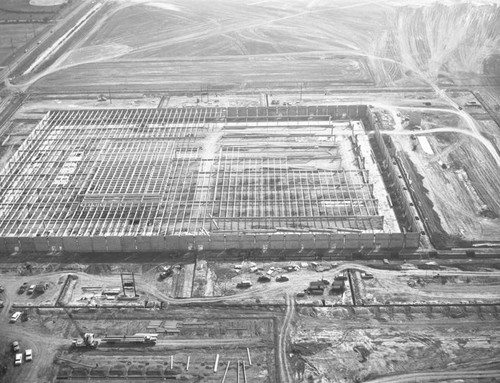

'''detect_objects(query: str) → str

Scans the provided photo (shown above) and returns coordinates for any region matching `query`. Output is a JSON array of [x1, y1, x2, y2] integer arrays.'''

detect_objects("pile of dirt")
[[85, 264, 112, 275]]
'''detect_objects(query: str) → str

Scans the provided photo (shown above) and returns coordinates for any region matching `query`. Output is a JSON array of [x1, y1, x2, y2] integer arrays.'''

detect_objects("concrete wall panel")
[[224, 234, 240, 249], [405, 233, 420, 248], [20, 237, 36, 252], [300, 236, 315, 249], [314, 234, 331, 249], [120, 236, 136, 251], [62, 237, 79, 252], [136, 236, 153, 252], [195, 236, 211, 251], [374, 233, 391, 248], [178, 236, 195, 251], [207, 235, 226, 250], [239, 235, 256, 249], [359, 234, 375, 248], [387, 234, 404, 248], [92, 237, 107, 252], [0, 238, 6, 253], [106, 236, 122, 252], [344, 234, 361, 249], [149, 236, 165, 251], [269, 235, 285, 250], [4, 237, 20, 253], [165, 236, 180, 250], [284, 234, 301, 249], [47, 237, 63, 252], [332, 234, 347, 249], [78, 237, 93, 252]]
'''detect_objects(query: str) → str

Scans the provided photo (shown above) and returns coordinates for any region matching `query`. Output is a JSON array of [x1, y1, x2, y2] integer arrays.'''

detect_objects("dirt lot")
[[1, 257, 500, 382], [292, 307, 500, 382], [386, 106, 500, 248]]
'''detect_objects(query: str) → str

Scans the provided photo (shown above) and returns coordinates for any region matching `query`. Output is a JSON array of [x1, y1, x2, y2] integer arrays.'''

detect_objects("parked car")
[[14, 353, 22, 366], [18, 283, 28, 294], [0, 300, 4, 308], [25, 349, 32, 362], [236, 281, 252, 288], [27, 284, 36, 295], [276, 275, 289, 282], [10, 312, 22, 323], [12, 341, 20, 352], [0, 285, 4, 293]]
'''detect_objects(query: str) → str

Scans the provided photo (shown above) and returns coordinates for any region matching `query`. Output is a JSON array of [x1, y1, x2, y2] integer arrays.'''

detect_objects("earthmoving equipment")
[[72, 333, 99, 348], [159, 266, 173, 280]]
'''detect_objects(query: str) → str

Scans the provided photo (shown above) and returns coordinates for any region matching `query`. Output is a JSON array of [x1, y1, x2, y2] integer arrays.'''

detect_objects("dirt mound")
[[85, 264, 112, 275]]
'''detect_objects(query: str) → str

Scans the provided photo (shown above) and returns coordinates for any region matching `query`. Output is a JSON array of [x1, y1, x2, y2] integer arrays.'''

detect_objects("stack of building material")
[[162, 320, 180, 334], [147, 320, 163, 332]]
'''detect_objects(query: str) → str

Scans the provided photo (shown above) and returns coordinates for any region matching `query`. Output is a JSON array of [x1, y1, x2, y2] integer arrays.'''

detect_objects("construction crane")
[[57, 295, 98, 348]]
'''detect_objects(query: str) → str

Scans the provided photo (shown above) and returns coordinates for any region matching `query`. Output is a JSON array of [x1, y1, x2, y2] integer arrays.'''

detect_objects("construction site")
[[0, 105, 420, 254], [1, 0, 500, 382]]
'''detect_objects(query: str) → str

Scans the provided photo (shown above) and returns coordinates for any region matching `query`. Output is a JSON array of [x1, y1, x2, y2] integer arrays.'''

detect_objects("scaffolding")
[[0, 107, 385, 244]]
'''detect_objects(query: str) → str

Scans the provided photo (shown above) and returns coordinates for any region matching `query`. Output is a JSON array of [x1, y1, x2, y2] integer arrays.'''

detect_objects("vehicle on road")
[[12, 341, 20, 352], [25, 349, 32, 362], [14, 353, 22, 366], [10, 312, 22, 323]]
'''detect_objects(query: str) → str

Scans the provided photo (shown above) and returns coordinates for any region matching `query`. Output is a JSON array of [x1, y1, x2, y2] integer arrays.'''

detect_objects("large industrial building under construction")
[[0, 105, 420, 253]]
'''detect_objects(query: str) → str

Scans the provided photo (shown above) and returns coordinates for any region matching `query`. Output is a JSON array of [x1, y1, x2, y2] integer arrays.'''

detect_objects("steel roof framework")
[[0, 107, 383, 238]]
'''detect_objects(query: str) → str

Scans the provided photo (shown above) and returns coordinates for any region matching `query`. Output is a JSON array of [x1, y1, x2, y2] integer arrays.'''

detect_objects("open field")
[[0, 24, 43, 65], [18, 0, 499, 92]]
